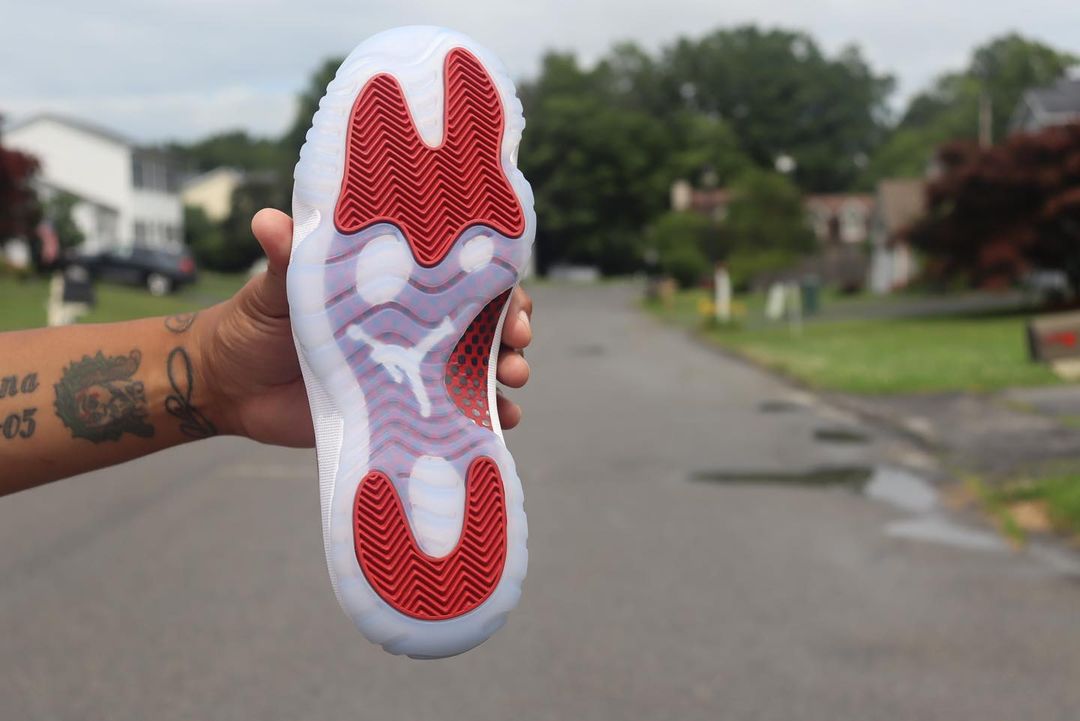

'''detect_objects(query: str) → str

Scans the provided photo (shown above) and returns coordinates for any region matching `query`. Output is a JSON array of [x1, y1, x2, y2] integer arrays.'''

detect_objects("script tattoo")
[[0, 372, 39, 398], [164, 347, 217, 439], [164, 312, 198, 334], [54, 350, 154, 443]]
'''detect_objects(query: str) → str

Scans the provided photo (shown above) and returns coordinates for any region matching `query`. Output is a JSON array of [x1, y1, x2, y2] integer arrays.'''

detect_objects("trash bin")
[[800, 276, 821, 316]]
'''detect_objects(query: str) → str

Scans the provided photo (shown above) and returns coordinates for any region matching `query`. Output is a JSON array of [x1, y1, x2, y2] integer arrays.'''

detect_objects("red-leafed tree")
[[0, 128, 41, 241], [909, 123, 1080, 296]]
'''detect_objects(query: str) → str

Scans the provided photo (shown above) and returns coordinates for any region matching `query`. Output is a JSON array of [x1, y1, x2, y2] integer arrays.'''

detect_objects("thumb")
[[240, 208, 294, 319], [252, 208, 293, 276]]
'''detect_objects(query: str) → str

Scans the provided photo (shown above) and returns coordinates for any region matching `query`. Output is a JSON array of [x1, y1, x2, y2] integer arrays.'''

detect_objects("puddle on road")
[[863, 465, 938, 513], [884, 517, 1007, 552], [759, 399, 805, 414], [690, 463, 1021, 554], [691, 465, 873, 488], [692, 462, 1080, 571], [813, 427, 871, 444], [692, 464, 936, 513]]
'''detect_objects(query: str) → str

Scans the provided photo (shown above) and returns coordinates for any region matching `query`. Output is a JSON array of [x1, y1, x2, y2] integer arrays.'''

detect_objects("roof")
[[1024, 76, 1080, 115], [876, 179, 925, 234], [804, 193, 875, 213], [1012, 75, 1080, 131], [688, 187, 732, 214], [5, 113, 135, 148]]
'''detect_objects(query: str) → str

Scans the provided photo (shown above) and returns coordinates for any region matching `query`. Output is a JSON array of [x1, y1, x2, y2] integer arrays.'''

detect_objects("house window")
[[134, 221, 148, 245], [133, 155, 179, 193]]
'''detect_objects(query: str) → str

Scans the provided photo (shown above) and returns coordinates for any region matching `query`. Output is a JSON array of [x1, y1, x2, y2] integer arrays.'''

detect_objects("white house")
[[5, 114, 183, 253], [868, 179, 924, 294]]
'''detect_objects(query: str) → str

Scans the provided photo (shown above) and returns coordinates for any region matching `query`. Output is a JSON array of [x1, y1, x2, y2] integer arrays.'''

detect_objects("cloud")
[[2, 0, 1078, 141], [3, 88, 296, 143]]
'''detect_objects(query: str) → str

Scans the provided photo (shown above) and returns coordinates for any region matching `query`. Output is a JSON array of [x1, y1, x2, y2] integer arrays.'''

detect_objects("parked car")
[[69, 246, 197, 296]]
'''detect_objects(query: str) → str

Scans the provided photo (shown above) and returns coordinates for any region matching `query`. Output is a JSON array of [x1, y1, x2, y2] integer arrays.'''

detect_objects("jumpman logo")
[[346, 317, 455, 417]]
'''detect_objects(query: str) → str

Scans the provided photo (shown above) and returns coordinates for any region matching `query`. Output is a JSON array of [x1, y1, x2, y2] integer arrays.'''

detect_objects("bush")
[[648, 211, 720, 288]]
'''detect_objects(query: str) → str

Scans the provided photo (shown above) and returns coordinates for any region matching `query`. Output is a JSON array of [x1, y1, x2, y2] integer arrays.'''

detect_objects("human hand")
[[198, 208, 534, 447]]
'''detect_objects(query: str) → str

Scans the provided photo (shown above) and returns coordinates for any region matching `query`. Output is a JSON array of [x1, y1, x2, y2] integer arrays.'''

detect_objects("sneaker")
[[287, 26, 534, 658]]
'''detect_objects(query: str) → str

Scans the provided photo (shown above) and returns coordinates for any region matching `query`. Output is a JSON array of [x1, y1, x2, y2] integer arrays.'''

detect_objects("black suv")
[[70, 246, 197, 296]]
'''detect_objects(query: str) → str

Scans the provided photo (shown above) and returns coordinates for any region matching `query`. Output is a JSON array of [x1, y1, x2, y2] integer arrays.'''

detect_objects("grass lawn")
[[986, 470, 1080, 539], [647, 288, 1062, 394], [0, 272, 249, 332]]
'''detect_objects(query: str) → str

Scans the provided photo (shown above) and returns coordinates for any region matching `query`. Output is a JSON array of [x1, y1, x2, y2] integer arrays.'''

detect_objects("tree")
[[648, 211, 721, 288], [519, 53, 679, 273], [864, 34, 1076, 185], [167, 130, 286, 175], [658, 27, 894, 191], [909, 123, 1080, 296], [41, 191, 84, 250], [282, 56, 345, 163], [183, 205, 226, 270], [0, 141, 39, 242], [192, 173, 289, 272], [723, 169, 815, 284]]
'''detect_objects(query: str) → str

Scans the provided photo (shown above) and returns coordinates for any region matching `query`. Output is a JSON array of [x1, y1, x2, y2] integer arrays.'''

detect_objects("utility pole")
[[979, 91, 993, 147]]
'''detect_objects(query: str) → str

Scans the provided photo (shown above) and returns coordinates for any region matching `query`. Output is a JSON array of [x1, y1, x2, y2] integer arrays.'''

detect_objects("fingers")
[[251, 208, 293, 276], [500, 286, 533, 350], [496, 391, 522, 429], [239, 208, 293, 319], [495, 347, 529, 388]]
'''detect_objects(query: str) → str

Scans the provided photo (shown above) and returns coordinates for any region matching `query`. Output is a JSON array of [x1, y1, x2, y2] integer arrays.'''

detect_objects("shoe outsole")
[[287, 26, 534, 658]]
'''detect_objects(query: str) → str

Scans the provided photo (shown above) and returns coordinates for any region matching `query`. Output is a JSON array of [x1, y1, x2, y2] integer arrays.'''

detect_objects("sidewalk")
[[827, 386, 1080, 480]]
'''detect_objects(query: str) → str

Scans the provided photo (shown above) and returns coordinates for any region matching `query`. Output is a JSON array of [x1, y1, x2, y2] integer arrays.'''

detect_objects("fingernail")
[[518, 309, 531, 335]]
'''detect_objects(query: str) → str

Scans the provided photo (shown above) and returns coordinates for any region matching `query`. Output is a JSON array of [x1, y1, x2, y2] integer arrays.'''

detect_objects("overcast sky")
[[3, 0, 1078, 143]]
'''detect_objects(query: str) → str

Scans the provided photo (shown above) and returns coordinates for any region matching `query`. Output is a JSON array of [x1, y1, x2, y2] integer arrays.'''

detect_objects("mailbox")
[[1027, 311, 1080, 363]]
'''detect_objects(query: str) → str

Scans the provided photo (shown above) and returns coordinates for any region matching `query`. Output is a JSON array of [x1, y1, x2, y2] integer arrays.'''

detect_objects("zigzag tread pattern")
[[354, 456, 507, 620], [334, 47, 525, 266]]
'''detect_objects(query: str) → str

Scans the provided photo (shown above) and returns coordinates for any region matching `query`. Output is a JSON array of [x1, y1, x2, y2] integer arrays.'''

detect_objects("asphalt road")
[[2, 282, 1078, 721]]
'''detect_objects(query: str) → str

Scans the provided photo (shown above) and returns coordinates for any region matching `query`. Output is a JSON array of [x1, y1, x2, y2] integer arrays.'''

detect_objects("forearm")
[[0, 311, 219, 495]]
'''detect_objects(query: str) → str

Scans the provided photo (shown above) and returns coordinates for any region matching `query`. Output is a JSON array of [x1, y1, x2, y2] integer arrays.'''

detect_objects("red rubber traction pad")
[[334, 48, 526, 267], [445, 289, 511, 429], [354, 457, 507, 620]]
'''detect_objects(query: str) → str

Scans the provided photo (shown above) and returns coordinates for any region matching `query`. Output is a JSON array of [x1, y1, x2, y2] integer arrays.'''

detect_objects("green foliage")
[[42, 191, 84, 250], [186, 175, 287, 273], [725, 250, 800, 289], [183, 205, 226, 270], [993, 471, 1080, 536], [648, 212, 716, 287], [660, 27, 895, 191], [283, 56, 345, 162], [725, 169, 815, 256], [167, 131, 286, 174], [519, 53, 681, 274], [865, 33, 1076, 184], [667, 113, 750, 187], [218, 175, 288, 272]]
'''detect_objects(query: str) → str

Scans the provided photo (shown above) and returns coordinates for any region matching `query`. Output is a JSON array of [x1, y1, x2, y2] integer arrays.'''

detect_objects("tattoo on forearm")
[[0, 372, 39, 442], [0, 372, 39, 398], [164, 347, 217, 439], [164, 312, 197, 334], [54, 350, 154, 443], [1, 408, 36, 441]]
